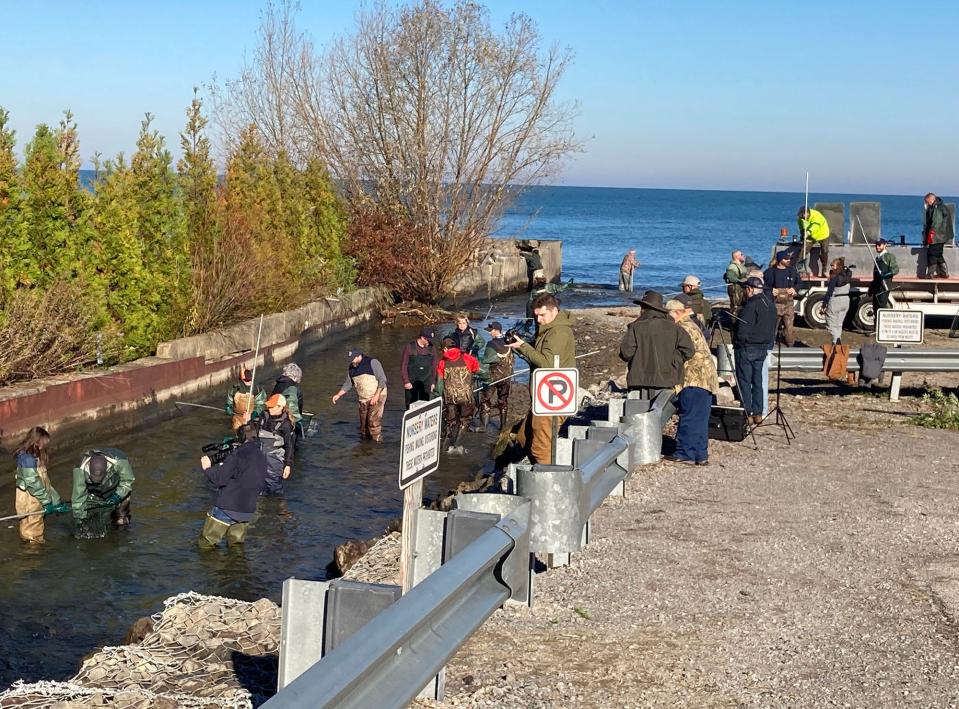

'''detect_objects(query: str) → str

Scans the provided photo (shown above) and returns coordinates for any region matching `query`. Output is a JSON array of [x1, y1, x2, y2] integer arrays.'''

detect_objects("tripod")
[[753, 320, 795, 443]]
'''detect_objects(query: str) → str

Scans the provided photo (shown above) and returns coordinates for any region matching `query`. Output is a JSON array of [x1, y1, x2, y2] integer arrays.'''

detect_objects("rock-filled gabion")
[[0, 592, 280, 709]]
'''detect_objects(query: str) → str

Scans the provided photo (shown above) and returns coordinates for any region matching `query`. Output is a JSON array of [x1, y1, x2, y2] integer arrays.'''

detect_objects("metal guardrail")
[[771, 347, 959, 372], [266, 395, 662, 708], [263, 504, 531, 709]]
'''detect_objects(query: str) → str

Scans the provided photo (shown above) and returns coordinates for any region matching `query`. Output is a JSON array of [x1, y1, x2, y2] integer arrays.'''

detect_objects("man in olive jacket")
[[619, 290, 695, 399], [506, 292, 576, 464], [924, 192, 952, 278]]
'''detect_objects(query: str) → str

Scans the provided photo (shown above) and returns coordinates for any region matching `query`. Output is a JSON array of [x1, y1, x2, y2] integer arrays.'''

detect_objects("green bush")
[[914, 388, 959, 430]]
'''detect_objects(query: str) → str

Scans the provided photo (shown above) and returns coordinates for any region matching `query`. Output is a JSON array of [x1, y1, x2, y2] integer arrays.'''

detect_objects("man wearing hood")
[[72, 448, 135, 538], [619, 290, 695, 399], [332, 349, 388, 442], [924, 192, 951, 278], [272, 363, 304, 427], [436, 337, 481, 451], [506, 292, 576, 464]]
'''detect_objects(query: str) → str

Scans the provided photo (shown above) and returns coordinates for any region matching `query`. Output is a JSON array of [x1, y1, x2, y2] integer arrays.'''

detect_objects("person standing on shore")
[[13, 426, 68, 543], [798, 206, 831, 275], [681, 275, 712, 327], [71, 448, 135, 538], [224, 368, 267, 432], [822, 257, 852, 344], [724, 250, 748, 315], [198, 423, 268, 550], [619, 249, 640, 292], [619, 290, 694, 400], [401, 326, 438, 410], [664, 296, 718, 466], [507, 293, 576, 464], [733, 277, 777, 424], [763, 251, 801, 346], [870, 238, 899, 312], [332, 349, 389, 442], [923, 192, 951, 279]]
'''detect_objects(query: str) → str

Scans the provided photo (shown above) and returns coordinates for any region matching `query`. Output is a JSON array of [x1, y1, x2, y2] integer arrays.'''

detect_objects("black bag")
[[708, 405, 748, 442]]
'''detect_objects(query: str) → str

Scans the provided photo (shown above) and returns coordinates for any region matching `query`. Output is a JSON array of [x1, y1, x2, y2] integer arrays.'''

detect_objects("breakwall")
[[0, 238, 561, 454]]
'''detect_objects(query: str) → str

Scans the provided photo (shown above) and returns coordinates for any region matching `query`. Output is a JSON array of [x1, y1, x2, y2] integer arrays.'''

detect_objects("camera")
[[202, 439, 240, 466], [503, 329, 520, 345]]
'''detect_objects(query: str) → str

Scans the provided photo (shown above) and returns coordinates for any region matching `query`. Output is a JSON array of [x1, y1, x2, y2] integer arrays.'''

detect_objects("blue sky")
[[3, 1, 957, 194]]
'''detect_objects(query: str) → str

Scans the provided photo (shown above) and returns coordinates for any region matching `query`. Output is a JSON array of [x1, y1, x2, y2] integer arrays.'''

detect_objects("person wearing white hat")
[[681, 275, 712, 326]]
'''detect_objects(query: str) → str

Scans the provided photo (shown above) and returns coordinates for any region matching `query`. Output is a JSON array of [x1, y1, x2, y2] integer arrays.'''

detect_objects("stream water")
[[0, 285, 632, 687]]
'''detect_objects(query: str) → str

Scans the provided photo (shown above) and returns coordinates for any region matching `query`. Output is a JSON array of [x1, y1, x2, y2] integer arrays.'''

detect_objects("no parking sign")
[[531, 368, 579, 416]]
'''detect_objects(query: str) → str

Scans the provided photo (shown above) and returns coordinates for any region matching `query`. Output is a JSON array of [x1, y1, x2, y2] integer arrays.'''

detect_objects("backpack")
[[443, 360, 474, 405]]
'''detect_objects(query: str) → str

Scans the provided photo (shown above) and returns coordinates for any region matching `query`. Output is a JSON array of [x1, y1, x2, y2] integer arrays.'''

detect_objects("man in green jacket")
[[924, 192, 952, 278], [724, 250, 748, 315], [681, 275, 713, 328], [224, 368, 267, 431], [506, 292, 576, 463], [72, 448, 135, 538], [798, 206, 831, 275]]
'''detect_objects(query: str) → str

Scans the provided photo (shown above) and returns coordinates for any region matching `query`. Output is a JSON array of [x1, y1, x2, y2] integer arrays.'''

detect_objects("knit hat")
[[281, 362, 302, 383], [266, 393, 287, 409]]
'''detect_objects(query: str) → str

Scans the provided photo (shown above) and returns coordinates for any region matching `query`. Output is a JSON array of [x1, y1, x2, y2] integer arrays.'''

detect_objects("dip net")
[[0, 591, 280, 708]]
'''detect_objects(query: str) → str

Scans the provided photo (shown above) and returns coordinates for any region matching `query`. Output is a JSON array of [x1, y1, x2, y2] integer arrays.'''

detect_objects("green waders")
[[198, 514, 249, 549]]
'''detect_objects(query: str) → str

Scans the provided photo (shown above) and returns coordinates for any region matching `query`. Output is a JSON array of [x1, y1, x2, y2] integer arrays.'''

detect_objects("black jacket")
[[619, 310, 694, 388], [204, 441, 268, 514], [272, 376, 304, 416], [734, 292, 777, 347]]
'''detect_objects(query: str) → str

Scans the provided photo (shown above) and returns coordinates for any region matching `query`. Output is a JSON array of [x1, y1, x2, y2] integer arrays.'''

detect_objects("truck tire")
[[801, 293, 828, 329], [852, 298, 875, 331]]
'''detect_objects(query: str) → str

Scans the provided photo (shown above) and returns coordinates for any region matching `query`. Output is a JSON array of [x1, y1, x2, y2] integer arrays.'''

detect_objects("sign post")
[[398, 397, 443, 593], [531, 364, 579, 465]]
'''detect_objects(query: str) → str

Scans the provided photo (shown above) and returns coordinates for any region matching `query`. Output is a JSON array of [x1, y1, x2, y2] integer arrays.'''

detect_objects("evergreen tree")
[[0, 107, 28, 301], [303, 157, 352, 290], [177, 90, 219, 255], [130, 113, 189, 345]]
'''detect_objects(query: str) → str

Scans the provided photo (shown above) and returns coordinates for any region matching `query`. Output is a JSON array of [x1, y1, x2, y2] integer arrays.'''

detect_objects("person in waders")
[[476, 322, 514, 432], [71, 449, 135, 538], [436, 337, 481, 452], [224, 368, 267, 431], [198, 423, 267, 550], [272, 363, 305, 432], [13, 426, 68, 543], [401, 326, 438, 410], [332, 349, 389, 442], [256, 394, 295, 494]]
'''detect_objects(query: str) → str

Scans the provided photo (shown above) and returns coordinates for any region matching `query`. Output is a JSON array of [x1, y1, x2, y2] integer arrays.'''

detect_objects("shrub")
[[914, 388, 959, 430]]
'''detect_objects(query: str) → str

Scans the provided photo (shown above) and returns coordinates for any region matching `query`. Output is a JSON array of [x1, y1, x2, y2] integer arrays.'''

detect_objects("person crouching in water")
[[14, 426, 69, 543], [198, 423, 268, 550], [257, 393, 295, 495], [436, 337, 481, 452], [72, 449, 135, 538]]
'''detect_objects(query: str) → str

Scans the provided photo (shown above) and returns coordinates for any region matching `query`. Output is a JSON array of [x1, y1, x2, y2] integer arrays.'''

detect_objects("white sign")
[[531, 368, 579, 416], [876, 309, 923, 344], [398, 397, 443, 489]]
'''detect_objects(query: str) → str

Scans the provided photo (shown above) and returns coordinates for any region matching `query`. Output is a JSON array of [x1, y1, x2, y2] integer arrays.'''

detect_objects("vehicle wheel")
[[852, 298, 875, 331], [801, 293, 828, 329]]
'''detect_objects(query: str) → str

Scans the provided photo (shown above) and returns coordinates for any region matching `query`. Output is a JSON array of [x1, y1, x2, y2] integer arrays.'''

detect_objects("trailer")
[[769, 201, 959, 331]]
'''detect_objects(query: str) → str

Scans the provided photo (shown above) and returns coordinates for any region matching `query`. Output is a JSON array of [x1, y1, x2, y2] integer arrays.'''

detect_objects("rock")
[[121, 616, 155, 646], [334, 539, 374, 576]]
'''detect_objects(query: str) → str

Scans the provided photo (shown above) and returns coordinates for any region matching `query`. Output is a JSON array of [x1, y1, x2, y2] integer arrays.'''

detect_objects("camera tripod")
[[753, 320, 795, 444]]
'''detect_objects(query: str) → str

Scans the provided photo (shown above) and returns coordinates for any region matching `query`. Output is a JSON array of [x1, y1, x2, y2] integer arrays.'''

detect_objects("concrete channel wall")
[[0, 239, 561, 454]]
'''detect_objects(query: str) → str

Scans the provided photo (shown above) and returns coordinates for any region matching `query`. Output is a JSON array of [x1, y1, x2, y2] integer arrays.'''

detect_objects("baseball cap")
[[347, 349, 362, 359], [743, 276, 764, 289], [441, 336, 457, 348], [419, 326, 435, 340], [776, 250, 792, 261], [266, 393, 287, 409], [682, 275, 701, 287], [664, 299, 686, 312], [485, 321, 503, 332], [875, 238, 890, 246]]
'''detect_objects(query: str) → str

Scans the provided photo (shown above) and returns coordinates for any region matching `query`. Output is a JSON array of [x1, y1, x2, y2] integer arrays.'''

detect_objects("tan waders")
[[198, 514, 249, 550], [16, 466, 55, 543]]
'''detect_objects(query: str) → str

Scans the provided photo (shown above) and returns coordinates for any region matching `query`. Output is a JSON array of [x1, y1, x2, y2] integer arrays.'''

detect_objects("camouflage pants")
[[444, 402, 475, 443], [479, 380, 511, 415], [774, 294, 795, 346]]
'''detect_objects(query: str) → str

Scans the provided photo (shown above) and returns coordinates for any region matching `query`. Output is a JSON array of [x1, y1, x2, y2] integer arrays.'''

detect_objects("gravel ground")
[[417, 307, 959, 708]]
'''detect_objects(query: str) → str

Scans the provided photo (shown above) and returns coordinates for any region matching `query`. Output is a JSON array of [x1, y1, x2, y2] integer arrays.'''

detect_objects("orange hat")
[[266, 393, 287, 409]]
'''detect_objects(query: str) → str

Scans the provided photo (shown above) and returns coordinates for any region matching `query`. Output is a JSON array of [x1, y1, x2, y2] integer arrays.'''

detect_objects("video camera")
[[201, 439, 240, 466], [503, 329, 521, 345]]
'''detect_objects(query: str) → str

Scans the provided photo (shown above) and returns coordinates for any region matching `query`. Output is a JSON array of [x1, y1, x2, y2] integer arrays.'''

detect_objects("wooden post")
[[399, 478, 424, 593]]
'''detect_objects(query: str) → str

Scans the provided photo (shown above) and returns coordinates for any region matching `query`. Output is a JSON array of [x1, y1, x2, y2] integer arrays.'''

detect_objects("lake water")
[[494, 186, 952, 299]]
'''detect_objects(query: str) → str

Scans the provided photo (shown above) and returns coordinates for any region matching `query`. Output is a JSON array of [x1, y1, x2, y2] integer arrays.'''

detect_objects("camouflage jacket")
[[676, 318, 718, 394]]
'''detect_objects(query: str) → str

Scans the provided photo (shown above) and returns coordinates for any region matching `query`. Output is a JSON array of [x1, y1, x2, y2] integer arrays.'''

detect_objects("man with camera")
[[506, 292, 576, 464], [198, 422, 268, 549]]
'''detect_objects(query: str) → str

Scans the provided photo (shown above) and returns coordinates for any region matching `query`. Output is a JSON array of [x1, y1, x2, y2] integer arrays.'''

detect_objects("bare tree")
[[212, 0, 579, 301]]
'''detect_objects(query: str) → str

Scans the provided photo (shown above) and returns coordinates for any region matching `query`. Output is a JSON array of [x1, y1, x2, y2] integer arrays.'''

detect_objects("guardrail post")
[[517, 463, 583, 569], [889, 371, 903, 401]]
